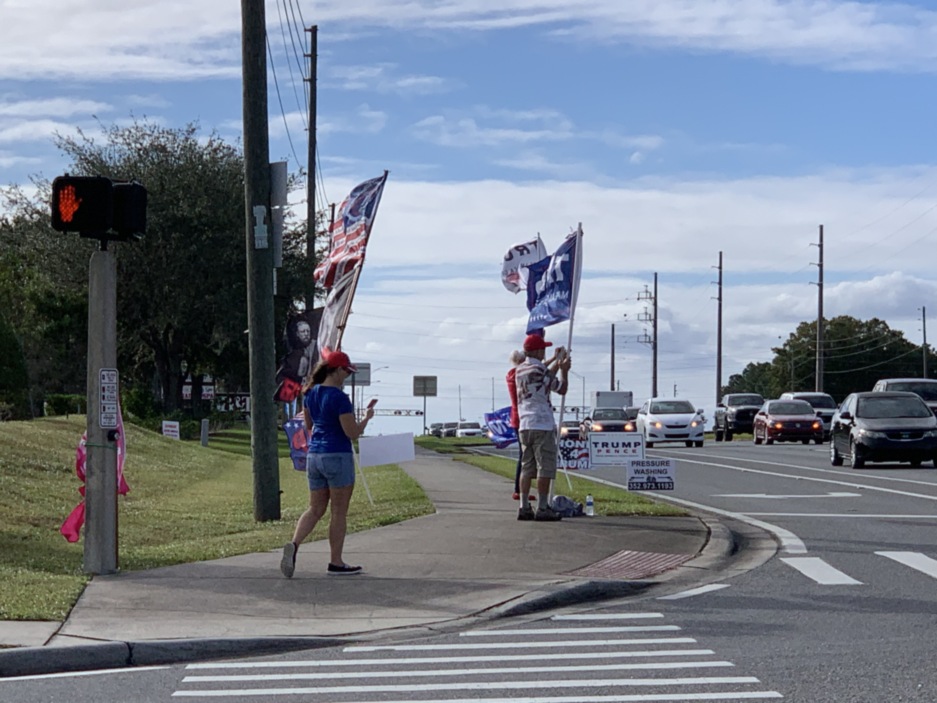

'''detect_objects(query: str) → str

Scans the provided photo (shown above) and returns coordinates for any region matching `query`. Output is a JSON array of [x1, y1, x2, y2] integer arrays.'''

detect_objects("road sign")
[[99, 368, 119, 429], [345, 363, 372, 387], [413, 375, 437, 397]]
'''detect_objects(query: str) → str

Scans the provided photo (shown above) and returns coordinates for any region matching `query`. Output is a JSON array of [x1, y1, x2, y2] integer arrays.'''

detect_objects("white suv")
[[455, 421, 484, 438], [872, 378, 937, 415]]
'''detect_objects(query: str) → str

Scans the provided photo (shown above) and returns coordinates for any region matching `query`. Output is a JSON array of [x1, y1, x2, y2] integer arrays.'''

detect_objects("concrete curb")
[[0, 637, 346, 679]]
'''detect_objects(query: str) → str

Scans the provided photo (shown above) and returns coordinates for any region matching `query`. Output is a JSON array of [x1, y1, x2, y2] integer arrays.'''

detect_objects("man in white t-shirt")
[[515, 333, 571, 521]]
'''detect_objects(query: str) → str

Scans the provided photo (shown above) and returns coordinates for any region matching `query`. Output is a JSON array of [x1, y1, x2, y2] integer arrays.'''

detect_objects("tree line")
[[0, 120, 319, 421], [722, 316, 933, 401]]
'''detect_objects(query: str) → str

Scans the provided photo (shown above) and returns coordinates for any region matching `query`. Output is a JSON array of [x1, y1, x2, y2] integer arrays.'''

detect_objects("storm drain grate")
[[567, 550, 693, 579]]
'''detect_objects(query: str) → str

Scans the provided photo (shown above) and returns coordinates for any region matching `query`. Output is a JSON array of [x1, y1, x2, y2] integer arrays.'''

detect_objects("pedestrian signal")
[[51, 176, 113, 233], [51, 175, 147, 240]]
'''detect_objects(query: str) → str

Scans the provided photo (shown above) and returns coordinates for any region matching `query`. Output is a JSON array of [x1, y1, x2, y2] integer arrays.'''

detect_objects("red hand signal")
[[57, 185, 82, 223]]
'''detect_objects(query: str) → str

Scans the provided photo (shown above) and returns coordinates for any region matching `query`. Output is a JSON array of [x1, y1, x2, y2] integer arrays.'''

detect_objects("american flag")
[[314, 173, 388, 290]]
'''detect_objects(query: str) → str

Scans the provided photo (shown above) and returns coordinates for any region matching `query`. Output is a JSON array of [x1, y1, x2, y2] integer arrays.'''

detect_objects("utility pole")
[[305, 25, 318, 309], [242, 0, 280, 521], [811, 225, 824, 392], [923, 306, 929, 377], [714, 251, 723, 404], [610, 323, 615, 391], [638, 275, 658, 397]]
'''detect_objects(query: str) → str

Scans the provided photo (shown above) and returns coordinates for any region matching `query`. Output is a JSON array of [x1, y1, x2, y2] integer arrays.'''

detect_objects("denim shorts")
[[306, 452, 356, 491]]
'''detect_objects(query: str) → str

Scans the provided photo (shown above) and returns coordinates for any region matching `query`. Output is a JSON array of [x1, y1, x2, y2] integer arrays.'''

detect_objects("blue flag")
[[484, 406, 518, 449], [526, 232, 579, 333]]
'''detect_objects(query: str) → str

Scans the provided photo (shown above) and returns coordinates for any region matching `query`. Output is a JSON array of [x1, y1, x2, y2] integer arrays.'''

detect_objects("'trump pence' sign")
[[587, 432, 645, 466]]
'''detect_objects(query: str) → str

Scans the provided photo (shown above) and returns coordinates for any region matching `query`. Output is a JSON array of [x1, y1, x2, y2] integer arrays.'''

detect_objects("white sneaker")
[[280, 542, 297, 578]]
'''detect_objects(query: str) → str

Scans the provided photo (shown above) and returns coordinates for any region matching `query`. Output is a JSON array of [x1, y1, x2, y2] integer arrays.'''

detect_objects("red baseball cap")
[[523, 334, 553, 352], [325, 349, 358, 373]]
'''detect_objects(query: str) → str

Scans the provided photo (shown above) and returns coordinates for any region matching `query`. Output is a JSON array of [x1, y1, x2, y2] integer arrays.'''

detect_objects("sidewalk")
[[0, 446, 747, 677]]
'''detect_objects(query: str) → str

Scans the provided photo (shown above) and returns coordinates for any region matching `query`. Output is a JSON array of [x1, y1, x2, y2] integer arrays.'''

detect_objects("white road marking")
[[712, 492, 861, 499], [170, 675, 762, 696], [461, 626, 679, 636], [658, 584, 731, 600], [877, 551, 937, 579], [346, 637, 697, 652], [0, 666, 168, 682], [182, 661, 736, 682], [745, 513, 937, 518], [174, 693, 783, 701], [185, 650, 718, 668], [780, 557, 863, 585], [552, 613, 664, 620]]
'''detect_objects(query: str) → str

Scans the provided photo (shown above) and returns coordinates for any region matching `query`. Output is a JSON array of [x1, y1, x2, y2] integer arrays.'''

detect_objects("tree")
[[773, 316, 927, 401], [723, 362, 776, 398], [0, 120, 314, 416], [52, 120, 311, 412]]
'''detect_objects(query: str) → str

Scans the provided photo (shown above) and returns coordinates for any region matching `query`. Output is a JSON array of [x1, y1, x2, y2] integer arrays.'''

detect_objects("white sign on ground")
[[627, 458, 675, 491], [587, 432, 645, 467], [358, 433, 415, 468], [161, 420, 181, 440]]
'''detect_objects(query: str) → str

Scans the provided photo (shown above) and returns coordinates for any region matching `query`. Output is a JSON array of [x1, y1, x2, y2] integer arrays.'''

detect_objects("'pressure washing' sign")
[[627, 458, 675, 490]]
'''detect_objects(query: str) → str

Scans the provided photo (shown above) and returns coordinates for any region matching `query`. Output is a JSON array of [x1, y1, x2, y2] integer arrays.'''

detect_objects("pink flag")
[[60, 401, 129, 543]]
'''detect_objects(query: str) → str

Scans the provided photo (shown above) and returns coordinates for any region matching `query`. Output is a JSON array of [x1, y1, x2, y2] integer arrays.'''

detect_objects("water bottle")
[[585, 494, 594, 516]]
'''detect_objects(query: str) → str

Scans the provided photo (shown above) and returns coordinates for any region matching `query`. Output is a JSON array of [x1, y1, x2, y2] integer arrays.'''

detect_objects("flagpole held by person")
[[280, 349, 373, 578]]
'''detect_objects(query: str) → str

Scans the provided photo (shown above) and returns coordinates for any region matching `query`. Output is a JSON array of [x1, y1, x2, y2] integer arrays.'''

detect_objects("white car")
[[455, 421, 485, 438], [636, 398, 705, 448]]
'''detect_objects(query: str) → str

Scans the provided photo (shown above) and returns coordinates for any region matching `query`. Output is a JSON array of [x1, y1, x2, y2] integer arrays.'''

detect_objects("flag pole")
[[556, 224, 583, 491]]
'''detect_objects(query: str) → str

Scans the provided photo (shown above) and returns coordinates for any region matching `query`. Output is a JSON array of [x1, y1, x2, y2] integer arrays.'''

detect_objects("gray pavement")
[[0, 447, 761, 677]]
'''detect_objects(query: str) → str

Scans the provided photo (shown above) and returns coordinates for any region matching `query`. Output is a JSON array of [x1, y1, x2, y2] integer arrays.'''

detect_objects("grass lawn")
[[414, 436, 686, 518], [0, 417, 433, 621]]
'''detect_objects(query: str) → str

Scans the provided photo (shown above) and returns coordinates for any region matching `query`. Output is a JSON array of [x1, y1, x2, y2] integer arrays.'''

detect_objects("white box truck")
[[590, 390, 633, 409]]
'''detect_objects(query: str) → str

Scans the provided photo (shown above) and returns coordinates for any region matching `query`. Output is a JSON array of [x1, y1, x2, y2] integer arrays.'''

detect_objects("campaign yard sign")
[[558, 437, 589, 470], [627, 458, 676, 491], [587, 432, 645, 467]]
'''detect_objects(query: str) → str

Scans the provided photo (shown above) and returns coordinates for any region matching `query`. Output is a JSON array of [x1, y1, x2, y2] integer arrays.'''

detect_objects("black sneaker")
[[517, 506, 535, 521], [280, 542, 297, 578], [328, 563, 363, 576], [535, 506, 562, 522]]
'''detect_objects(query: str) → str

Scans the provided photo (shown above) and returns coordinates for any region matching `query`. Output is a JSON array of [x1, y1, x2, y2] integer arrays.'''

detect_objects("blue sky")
[[4, 0, 937, 434]]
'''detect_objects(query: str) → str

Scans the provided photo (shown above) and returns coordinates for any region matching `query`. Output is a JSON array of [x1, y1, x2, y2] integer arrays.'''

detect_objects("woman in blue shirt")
[[280, 349, 374, 577]]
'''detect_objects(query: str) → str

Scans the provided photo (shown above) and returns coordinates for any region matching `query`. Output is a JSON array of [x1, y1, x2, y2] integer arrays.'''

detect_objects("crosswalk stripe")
[[170, 676, 762, 696], [658, 584, 730, 600], [780, 557, 863, 585], [182, 661, 735, 682], [462, 626, 679, 636], [185, 650, 718, 669], [552, 613, 664, 620], [345, 637, 696, 652], [174, 694, 783, 702], [876, 551, 937, 578]]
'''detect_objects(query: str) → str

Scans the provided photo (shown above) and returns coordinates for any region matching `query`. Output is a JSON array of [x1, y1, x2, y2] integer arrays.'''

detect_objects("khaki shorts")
[[519, 429, 557, 480]]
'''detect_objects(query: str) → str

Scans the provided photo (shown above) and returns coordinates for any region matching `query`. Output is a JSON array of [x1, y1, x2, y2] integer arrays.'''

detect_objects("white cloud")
[[325, 63, 455, 95], [319, 166, 937, 431], [0, 1, 933, 85], [0, 97, 112, 118]]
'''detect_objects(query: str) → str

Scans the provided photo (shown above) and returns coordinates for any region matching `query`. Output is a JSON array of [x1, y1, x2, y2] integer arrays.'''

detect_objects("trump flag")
[[525, 231, 581, 333]]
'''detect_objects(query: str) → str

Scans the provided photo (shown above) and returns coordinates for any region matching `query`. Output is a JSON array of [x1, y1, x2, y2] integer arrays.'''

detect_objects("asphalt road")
[[5, 439, 937, 701]]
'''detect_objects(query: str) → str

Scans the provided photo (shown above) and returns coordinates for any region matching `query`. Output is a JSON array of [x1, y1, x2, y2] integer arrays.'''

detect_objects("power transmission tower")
[[811, 225, 824, 392], [637, 273, 658, 397]]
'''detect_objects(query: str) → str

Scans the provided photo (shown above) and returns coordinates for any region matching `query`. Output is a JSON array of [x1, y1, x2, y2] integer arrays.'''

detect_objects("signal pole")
[[923, 306, 929, 377], [610, 323, 615, 391], [242, 0, 280, 521]]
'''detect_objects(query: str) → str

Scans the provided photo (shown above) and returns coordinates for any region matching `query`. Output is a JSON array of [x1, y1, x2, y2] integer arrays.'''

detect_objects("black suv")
[[713, 393, 765, 441]]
